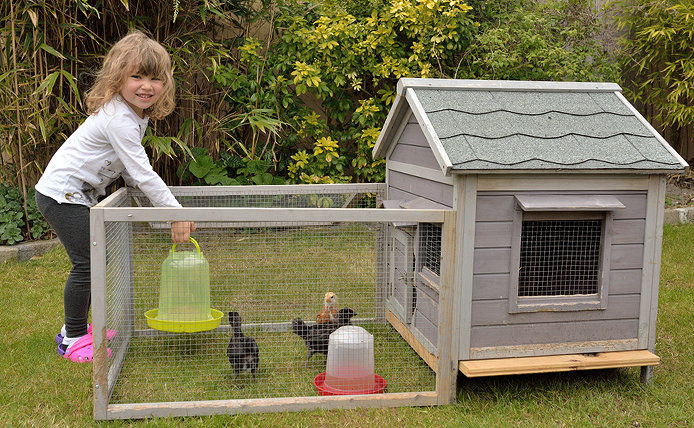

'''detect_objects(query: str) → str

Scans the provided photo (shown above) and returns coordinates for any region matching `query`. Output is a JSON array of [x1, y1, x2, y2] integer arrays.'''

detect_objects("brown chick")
[[316, 292, 338, 324]]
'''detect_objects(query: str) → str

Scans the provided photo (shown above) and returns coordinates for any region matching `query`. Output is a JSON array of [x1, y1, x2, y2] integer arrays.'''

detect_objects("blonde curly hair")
[[85, 30, 175, 120]]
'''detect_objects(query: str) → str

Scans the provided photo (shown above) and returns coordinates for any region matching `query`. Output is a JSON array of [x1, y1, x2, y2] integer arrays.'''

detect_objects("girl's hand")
[[171, 221, 196, 243]]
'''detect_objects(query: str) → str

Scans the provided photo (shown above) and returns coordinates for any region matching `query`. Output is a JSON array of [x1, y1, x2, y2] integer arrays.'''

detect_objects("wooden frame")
[[91, 184, 456, 420], [101, 207, 445, 223], [105, 392, 439, 419], [90, 205, 108, 420], [455, 175, 477, 360], [387, 160, 455, 185], [639, 176, 667, 383]]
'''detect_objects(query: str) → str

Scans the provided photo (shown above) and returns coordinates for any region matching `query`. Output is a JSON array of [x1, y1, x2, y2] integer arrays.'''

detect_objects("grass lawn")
[[1, 224, 692, 427]]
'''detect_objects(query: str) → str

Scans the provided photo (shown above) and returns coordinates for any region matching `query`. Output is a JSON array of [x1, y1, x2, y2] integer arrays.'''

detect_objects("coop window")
[[518, 218, 602, 296], [419, 223, 442, 277], [508, 194, 624, 313]]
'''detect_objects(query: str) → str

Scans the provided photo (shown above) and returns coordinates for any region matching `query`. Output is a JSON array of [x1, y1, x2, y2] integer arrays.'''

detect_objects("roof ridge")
[[398, 78, 621, 94]]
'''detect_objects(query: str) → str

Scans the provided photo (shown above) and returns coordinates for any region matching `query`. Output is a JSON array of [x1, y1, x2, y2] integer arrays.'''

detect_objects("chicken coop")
[[91, 79, 688, 420], [91, 183, 458, 420], [372, 79, 688, 382]]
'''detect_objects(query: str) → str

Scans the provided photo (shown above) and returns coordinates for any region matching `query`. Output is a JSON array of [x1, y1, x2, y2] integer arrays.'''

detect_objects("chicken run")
[[91, 183, 448, 420]]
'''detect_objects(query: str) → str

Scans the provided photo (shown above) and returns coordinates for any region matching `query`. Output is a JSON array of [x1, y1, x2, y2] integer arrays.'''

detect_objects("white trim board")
[[405, 88, 452, 175], [99, 207, 449, 223], [468, 338, 639, 359], [387, 160, 455, 185], [477, 175, 649, 192], [373, 92, 409, 158]]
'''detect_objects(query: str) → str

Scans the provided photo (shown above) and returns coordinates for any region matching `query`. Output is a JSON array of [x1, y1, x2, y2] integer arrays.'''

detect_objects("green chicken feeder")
[[145, 237, 223, 332]]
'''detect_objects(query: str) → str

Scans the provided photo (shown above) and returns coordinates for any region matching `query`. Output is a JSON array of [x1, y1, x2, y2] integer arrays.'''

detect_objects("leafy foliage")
[[263, 0, 478, 183], [178, 147, 286, 186], [288, 137, 350, 184], [461, 0, 619, 81], [610, 0, 694, 130], [0, 186, 51, 245]]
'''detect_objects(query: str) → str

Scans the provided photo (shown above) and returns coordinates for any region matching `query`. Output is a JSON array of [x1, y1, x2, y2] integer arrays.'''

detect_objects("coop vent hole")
[[518, 219, 602, 296]]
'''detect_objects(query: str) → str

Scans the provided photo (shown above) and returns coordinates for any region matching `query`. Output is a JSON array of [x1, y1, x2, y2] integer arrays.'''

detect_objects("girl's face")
[[120, 72, 164, 118]]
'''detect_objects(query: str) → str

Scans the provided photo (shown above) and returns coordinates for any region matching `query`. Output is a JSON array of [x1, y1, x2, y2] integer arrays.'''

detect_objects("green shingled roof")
[[373, 79, 688, 173]]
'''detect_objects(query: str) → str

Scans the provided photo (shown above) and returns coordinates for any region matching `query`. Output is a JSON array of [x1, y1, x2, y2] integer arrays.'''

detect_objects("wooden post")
[[436, 210, 457, 404], [456, 176, 477, 360], [90, 206, 108, 420], [639, 175, 666, 384]]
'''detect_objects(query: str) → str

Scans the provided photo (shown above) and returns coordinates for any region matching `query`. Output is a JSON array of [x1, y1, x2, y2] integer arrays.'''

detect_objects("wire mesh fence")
[[95, 185, 446, 417]]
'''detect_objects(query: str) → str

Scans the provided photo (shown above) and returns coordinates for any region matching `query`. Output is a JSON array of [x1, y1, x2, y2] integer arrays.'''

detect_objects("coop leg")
[[640, 365, 654, 384]]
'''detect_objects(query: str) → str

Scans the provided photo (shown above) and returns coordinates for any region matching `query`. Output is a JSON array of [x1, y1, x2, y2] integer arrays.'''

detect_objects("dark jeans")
[[35, 191, 90, 338]]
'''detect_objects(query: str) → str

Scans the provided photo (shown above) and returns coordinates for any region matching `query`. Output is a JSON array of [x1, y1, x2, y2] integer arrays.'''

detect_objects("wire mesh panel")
[[419, 223, 442, 277], [95, 185, 447, 418], [131, 185, 382, 209], [518, 218, 603, 296], [106, 221, 434, 404], [102, 195, 133, 388]]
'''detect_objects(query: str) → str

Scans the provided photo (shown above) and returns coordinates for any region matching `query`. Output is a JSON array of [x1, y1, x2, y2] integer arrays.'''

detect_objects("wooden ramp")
[[459, 350, 659, 377]]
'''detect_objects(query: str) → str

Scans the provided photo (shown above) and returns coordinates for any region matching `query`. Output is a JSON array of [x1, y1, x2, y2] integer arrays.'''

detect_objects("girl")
[[35, 30, 195, 362]]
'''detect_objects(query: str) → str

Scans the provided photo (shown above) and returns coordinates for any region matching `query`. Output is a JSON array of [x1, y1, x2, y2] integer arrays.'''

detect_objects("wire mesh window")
[[419, 223, 442, 276], [518, 218, 603, 296]]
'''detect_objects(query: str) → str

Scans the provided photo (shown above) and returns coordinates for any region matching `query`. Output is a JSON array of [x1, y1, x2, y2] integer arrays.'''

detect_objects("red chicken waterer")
[[314, 326, 386, 395], [314, 372, 386, 396]]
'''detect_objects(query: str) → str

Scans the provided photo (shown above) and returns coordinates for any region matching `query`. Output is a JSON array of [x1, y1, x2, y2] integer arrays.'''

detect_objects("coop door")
[[388, 226, 416, 323]]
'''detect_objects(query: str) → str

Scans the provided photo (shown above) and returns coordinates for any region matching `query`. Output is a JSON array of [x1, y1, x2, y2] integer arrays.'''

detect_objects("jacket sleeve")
[[104, 118, 181, 208], [120, 168, 137, 188]]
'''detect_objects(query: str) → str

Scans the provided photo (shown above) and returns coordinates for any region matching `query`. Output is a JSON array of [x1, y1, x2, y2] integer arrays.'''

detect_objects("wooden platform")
[[459, 350, 660, 377]]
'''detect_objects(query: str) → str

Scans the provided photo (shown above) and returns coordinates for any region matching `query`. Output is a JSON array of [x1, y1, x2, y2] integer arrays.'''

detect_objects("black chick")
[[291, 307, 357, 364], [227, 311, 259, 376]]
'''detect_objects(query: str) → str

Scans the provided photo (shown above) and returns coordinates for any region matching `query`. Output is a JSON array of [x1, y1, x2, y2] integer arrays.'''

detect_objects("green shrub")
[[269, 0, 477, 183], [178, 147, 286, 186], [288, 136, 351, 184], [610, 0, 694, 130], [0, 185, 51, 245], [462, 0, 620, 81]]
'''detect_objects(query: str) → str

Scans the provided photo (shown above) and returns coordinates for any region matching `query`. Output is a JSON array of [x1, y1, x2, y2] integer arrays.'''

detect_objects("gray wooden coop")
[[373, 78, 689, 383]]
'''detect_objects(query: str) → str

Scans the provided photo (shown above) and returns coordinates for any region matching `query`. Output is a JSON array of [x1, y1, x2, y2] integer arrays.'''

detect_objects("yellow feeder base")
[[145, 308, 224, 333]]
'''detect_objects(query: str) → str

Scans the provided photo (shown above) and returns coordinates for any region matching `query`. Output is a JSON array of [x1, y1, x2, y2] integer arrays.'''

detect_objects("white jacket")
[[36, 96, 181, 208]]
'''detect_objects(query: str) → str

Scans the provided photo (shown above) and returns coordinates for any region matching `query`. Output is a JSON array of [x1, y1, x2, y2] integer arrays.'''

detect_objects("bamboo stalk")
[[9, 0, 30, 221]]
